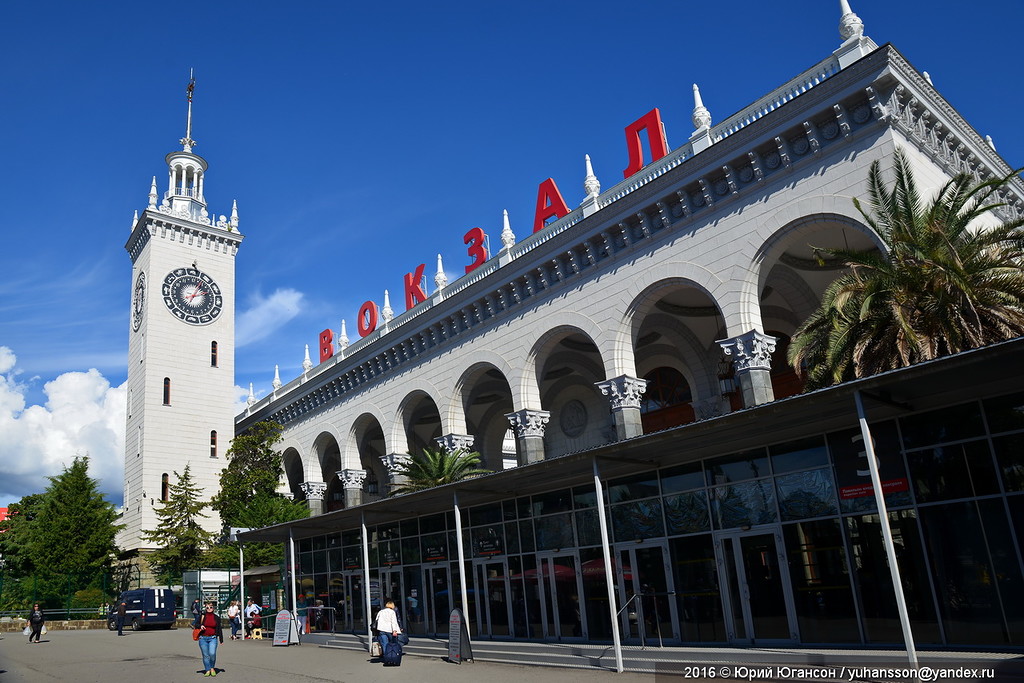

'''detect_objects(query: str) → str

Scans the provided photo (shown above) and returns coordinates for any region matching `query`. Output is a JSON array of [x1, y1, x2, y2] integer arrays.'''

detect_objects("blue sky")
[[2, 0, 1022, 508]]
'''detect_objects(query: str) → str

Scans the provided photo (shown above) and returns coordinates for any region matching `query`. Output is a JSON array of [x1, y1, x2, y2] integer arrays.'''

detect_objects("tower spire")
[[181, 69, 196, 152]]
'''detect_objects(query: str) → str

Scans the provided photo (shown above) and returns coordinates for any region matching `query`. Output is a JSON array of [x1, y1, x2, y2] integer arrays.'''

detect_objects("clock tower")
[[120, 79, 243, 553]]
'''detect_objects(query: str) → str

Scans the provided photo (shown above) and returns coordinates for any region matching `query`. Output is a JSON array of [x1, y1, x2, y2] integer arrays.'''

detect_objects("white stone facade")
[[237, 33, 1023, 512]]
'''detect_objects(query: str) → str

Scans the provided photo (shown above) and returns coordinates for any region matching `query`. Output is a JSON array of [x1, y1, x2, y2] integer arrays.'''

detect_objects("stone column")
[[380, 453, 412, 494], [505, 409, 550, 465], [717, 330, 778, 408], [299, 481, 327, 516], [336, 469, 367, 509], [435, 433, 475, 454], [595, 375, 648, 440]]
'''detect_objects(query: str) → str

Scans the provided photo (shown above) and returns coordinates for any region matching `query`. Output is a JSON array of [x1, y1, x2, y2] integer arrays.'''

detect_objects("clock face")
[[132, 271, 146, 332], [162, 267, 223, 325]]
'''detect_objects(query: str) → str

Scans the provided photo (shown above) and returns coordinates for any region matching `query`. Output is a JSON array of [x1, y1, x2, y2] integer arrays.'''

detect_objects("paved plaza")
[[0, 628, 653, 683]]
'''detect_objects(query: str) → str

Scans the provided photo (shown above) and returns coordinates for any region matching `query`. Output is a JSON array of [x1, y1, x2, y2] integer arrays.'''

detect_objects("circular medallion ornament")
[[791, 136, 810, 155], [764, 151, 781, 169], [162, 267, 223, 325], [560, 400, 588, 438], [132, 272, 146, 332]]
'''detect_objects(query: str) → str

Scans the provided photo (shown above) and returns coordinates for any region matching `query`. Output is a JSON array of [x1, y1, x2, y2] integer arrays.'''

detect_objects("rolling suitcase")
[[382, 636, 403, 666]]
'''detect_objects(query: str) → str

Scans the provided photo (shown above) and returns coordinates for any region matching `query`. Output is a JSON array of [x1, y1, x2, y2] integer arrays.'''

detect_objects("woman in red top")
[[197, 602, 224, 677]]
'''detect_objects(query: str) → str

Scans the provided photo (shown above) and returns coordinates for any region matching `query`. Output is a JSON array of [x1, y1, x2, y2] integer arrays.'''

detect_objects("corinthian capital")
[[337, 469, 367, 490], [299, 481, 327, 500], [379, 453, 412, 476], [596, 375, 648, 410], [505, 409, 551, 439], [436, 434, 475, 454], [717, 330, 777, 372]]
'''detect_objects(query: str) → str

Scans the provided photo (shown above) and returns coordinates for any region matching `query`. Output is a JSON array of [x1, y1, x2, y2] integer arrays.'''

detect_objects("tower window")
[[163, 377, 171, 405], [211, 341, 218, 367], [210, 430, 217, 458], [161, 473, 169, 502]]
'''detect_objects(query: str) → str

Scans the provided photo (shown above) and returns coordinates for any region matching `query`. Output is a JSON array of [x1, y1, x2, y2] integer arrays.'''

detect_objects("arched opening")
[[162, 377, 171, 405], [640, 366, 694, 432], [210, 430, 217, 458], [161, 473, 169, 502]]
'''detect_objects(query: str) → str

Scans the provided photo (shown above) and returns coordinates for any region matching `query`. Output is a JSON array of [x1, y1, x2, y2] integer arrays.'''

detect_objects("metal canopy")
[[237, 337, 1024, 544]]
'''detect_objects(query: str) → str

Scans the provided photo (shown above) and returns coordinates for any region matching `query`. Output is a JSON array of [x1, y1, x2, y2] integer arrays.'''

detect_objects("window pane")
[[669, 535, 725, 642], [663, 491, 710, 535], [661, 462, 704, 494], [783, 519, 859, 642], [706, 448, 769, 485], [710, 480, 776, 529], [575, 509, 601, 546], [534, 513, 574, 551], [983, 391, 1024, 434], [611, 499, 665, 541], [532, 489, 572, 515], [770, 437, 828, 473], [606, 473, 659, 503], [907, 440, 999, 503], [776, 468, 838, 520], [900, 403, 985, 449], [993, 434, 1024, 492]]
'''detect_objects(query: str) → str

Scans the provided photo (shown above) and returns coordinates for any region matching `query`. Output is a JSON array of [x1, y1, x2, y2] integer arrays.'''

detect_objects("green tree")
[[0, 493, 47, 575], [31, 457, 121, 576], [141, 464, 217, 584], [202, 496, 309, 569], [390, 448, 490, 495], [211, 421, 286, 529], [789, 150, 1024, 389]]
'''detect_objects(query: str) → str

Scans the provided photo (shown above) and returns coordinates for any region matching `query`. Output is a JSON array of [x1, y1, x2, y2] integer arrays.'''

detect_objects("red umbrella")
[[580, 558, 633, 581], [511, 563, 576, 581]]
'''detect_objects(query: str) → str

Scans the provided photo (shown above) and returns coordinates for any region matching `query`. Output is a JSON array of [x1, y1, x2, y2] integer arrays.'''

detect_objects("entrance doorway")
[[614, 541, 678, 643], [716, 528, 798, 643], [339, 572, 367, 633], [474, 559, 512, 637], [423, 565, 451, 636], [379, 567, 404, 622], [530, 553, 585, 639]]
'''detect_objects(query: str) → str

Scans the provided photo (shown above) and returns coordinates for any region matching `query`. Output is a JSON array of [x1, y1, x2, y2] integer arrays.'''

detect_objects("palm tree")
[[389, 448, 491, 495], [789, 149, 1024, 390]]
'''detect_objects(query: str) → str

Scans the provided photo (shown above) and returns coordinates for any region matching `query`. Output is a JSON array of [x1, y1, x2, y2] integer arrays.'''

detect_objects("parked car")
[[107, 588, 177, 631]]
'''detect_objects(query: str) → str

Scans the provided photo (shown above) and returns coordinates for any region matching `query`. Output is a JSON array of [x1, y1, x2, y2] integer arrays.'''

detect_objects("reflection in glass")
[[983, 391, 1024, 433], [907, 440, 999, 503], [711, 480, 777, 529], [770, 437, 828, 473], [992, 433, 1024, 492], [669, 535, 725, 642], [783, 519, 858, 642], [534, 512, 575, 551], [611, 499, 665, 541], [776, 468, 838, 520], [706, 448, 770, 485], [664, 491, 710, 534]]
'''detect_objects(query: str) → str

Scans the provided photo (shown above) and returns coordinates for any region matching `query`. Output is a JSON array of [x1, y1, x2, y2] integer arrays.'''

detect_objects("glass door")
[[614, 541, 679, 644], [423, 565, 451, 636], [535, 553, 585, 639], [716, 528, 798, 643], [474, 559, 512, 637], [340, 572, 367, 633], [379, 568, 404, 624]]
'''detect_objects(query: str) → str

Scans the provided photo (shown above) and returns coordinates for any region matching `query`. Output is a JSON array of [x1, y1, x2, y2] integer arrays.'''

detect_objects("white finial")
[[302, 345, 313, 373], [838, 0, 864, 42], [500, 210, 516, 250], [272, 364, 282, 390], [148, 176, 158, 209], [434, 254, 448, 290], [382, 290, 394, 323], [230, 200, 239, 229], [985, 135, 996, 151], [692, 84, 712, 131], [583, 154, 601, 199], [923, 71, 933, 86], [338, 319, 350, 351], [131, 210, 138, 231], [180, 69, 197, 152], [247, 383, 256, 407]]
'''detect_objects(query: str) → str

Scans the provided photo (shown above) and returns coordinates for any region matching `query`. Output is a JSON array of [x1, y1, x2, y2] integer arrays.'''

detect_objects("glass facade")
[[294, 390, 1024, 646]]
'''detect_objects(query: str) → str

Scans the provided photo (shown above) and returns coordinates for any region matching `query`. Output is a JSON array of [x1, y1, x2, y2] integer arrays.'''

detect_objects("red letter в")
[[404, 263, 428, 310], [533, 178, 570, 233], [318, 328, 334, 363], [622, 108, 669, 178]]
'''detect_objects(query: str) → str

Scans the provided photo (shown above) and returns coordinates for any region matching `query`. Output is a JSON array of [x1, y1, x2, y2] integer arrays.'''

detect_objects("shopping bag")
[[23, 626, 30, 636], [40, 625, 47, 635], [370, 640, 382, 657]]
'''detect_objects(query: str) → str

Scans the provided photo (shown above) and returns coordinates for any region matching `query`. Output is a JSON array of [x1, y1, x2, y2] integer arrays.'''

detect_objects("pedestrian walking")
[[116, 601, 127, 636], [191, 598, 202, 628], [26, 603, 45, 643], [197, 601, 224, 677], [227, 600, 241, 640]]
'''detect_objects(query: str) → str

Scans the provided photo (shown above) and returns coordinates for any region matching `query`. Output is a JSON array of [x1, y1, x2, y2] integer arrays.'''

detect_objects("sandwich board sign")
[[447, 607, 473, 664], [273, 609, 300, 646]]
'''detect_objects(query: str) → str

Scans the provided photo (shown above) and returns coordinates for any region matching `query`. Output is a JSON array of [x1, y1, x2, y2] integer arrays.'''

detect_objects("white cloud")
[[236, 288, 305, 348], [0, 346, 125, 507]]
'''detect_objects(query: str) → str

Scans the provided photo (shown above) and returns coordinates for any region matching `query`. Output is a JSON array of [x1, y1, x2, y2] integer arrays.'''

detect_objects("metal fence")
[[0, 567, 139, 615]]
